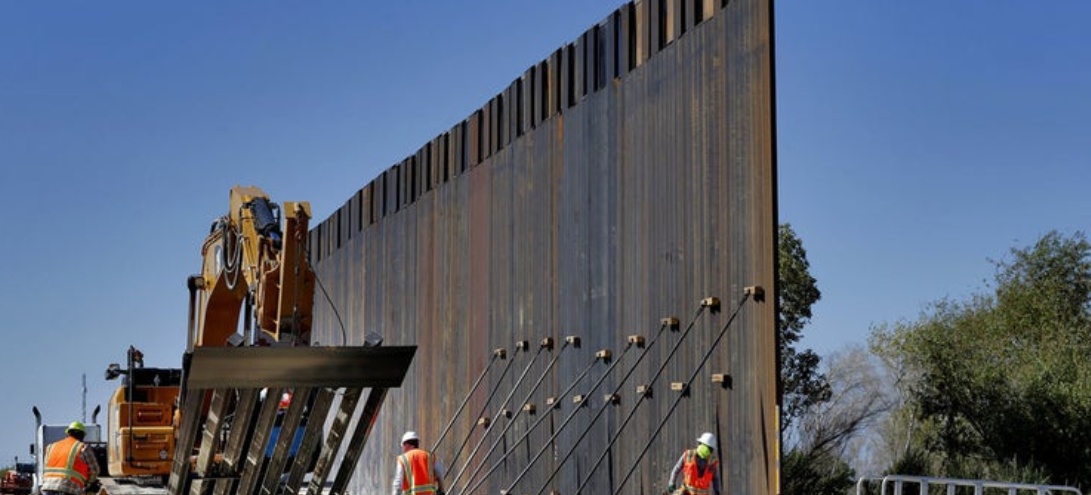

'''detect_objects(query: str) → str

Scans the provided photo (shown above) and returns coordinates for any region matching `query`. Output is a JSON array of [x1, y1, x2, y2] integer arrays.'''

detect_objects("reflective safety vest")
[[681, 449, 718, 495], [398, 449, 438, 495], [44, 437, 92, 491]]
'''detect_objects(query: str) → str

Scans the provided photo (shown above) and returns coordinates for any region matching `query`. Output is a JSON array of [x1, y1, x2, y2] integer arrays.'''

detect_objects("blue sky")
[[777, 1, 1091, 357], [1, 1, 1089, 465]]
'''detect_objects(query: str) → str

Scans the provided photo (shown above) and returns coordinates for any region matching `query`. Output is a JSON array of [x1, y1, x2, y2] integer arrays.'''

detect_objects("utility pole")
[[82, 373, 87, 423]]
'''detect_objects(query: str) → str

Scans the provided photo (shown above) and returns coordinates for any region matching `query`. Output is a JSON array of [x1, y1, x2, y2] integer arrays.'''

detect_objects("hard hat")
[[696, 432, 717, 450], [401, 431, 420, 444], [66, 421, 86, 435]]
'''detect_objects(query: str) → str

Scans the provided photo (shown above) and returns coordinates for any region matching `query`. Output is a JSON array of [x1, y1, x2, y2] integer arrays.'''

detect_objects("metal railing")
[[856, 475, 1083, 495]]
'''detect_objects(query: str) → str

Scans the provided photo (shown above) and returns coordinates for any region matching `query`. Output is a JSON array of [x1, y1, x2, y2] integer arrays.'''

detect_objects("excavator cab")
[[104, 346, 182, 479]]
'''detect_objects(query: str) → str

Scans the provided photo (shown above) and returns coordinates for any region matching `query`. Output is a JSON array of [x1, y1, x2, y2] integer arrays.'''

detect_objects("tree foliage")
[[802, 348, 894, 460], [872, 231, 1091, 488], [779, 223, 830, 432], [781, 449, 855, 495], [783, 348, 895, 495], [778, 224, 864, 495]]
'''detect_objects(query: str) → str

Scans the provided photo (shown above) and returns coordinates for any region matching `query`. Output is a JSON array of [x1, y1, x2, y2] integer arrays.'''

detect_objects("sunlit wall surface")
[[309, 0, 775, 493]]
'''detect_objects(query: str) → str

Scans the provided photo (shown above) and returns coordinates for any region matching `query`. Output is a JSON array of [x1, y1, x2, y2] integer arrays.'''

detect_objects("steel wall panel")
[[311, 0, 774, 493], [548, 49, 561, 116], [582, 27, 596, 95], [362, 183, 372, 227], [334, 208, 343, 251], [448, 125, 460, 179], [619, 4, 634, 75], [428, 137, 439, 191], [375, 173, 384, 223], [634, 0, 649, 69], [574, 36, 587, 103], [666, 0, 679, 45], [420, 146, 429, 194], [520, 70, 531, 135], [649, 0, 662, 54], [530, 65, 542, 129], [401, 158, 411, 208], [347, 190, 358, 239], [604, 13, 618, 83], [560, 44, 574, 110], [378, 169, 388, 218], [485, 97, 496, 159], [413, 148, 423, 199], [467, 111, 480, 168]]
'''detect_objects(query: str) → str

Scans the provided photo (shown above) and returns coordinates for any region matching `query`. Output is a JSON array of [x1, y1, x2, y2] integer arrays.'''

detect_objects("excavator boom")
[[194, 186, 316, 348]]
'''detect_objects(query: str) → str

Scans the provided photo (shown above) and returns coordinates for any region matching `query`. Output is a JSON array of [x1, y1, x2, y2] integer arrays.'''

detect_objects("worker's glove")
[[85, 480, 102, 494], [667, 483, 675, 494]]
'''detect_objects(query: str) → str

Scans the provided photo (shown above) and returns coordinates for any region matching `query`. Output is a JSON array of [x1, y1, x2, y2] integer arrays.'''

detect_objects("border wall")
[[308, 0, 776, 493]]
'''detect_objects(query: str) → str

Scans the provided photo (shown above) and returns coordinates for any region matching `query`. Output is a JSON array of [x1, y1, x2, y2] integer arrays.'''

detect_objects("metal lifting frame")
[[166, 345, 416, 495]]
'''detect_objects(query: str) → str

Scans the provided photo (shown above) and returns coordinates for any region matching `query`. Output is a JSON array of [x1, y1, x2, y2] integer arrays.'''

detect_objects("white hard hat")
[[697, 432, 717, 450], [401, 431, 420, 444]]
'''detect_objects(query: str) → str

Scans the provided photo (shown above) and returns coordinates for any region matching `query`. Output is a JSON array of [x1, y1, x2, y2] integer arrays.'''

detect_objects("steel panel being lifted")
[[184, 346, 417, 389], [167, 345, 417, 495], [310, 0, 776, 494]]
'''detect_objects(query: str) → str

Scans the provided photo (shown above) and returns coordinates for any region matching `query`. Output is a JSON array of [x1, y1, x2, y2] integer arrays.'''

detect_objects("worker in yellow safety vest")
[[666, 432, 721, 495], [41, 422, 100, 495], [391, 431, 446, 495]]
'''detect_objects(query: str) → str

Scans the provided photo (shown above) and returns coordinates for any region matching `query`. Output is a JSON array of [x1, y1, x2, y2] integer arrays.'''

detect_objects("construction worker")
[[666, 432, 721, 495], [391, 431, 446, 495], [41, 421, 100, 495]]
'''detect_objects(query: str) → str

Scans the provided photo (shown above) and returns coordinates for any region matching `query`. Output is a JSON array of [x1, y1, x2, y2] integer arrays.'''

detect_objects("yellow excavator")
[[104, 186, 315, 480], [100, 185, 415, 495]]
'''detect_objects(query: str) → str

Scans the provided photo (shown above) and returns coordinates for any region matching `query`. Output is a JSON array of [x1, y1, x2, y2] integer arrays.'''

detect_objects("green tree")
[[872, 230, 1091, 488], [779, 223, 830, 432], [781, 449, 854, 495], [778, 224, 857, 495]]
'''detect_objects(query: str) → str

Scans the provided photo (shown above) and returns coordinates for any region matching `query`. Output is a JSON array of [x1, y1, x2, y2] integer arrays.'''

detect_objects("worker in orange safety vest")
[[41, 421, 100, 495], [666, 432, 721, 495], [391, 431, 446, 495]]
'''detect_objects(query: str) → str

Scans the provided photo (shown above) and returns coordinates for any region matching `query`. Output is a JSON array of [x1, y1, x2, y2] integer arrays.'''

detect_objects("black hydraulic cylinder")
[[247, 198, 282, 244]]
